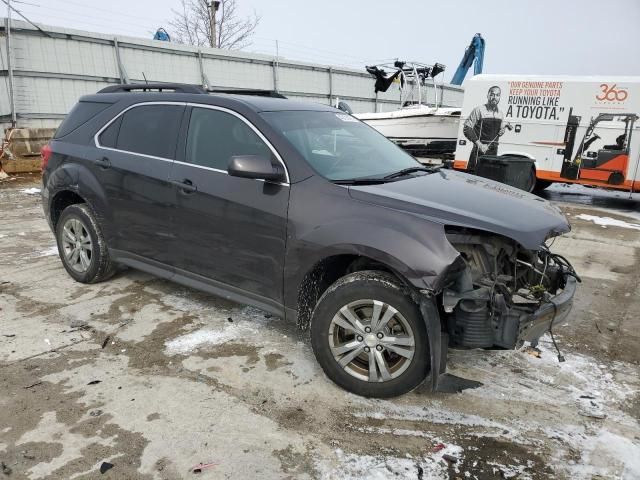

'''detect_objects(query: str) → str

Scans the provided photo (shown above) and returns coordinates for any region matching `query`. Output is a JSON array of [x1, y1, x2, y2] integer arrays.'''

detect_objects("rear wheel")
[[310, 271, 430, 398], [56, 204, 116, 283]]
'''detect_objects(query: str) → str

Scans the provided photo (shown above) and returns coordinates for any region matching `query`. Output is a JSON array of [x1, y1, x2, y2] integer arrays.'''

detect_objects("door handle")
[[171, 179, 197, 194], [95, 157, 111, 169]]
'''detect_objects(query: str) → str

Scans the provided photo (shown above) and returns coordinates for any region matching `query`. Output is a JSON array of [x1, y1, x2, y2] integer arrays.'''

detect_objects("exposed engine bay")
[[442, 230, 580, 350]]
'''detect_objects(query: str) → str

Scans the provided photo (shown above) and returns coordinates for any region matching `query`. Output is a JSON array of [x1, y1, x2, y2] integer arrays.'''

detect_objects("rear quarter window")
[[54, 101, 112, 139], [98, 116, 123, 148]]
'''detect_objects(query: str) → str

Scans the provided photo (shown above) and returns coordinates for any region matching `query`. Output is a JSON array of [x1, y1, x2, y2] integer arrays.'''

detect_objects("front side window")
[[260, 111, 419, 181], [114, 104, 184, 159], [185, 107, 272, 170]]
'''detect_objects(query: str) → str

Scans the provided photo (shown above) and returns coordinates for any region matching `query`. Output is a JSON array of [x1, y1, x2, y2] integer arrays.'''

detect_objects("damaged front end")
[[441, 229, 580, 351]]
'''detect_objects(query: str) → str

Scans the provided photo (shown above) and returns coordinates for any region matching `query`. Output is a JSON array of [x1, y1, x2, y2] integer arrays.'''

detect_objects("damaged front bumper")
[[518, 275, 577, 343], [418, 231, 580, 391]]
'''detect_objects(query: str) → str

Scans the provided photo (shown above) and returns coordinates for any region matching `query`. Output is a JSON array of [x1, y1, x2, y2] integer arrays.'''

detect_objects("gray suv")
[[41, 84, 578, 398]]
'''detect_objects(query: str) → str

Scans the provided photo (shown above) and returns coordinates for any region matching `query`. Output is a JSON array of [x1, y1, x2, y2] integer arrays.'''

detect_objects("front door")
[[167, 105, 289, 303]]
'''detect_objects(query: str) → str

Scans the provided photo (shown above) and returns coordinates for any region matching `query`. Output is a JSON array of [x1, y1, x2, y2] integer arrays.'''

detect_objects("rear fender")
[[46, 159, 113, 242]]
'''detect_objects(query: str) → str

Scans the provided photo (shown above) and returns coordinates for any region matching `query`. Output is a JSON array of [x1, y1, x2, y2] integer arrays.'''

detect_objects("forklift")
[[560, 111, 638, 185]]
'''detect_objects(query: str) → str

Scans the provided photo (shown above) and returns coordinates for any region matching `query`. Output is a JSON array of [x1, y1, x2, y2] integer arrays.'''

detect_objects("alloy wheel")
[[329, 299, 415, 382], [61, 217, 93, 273]]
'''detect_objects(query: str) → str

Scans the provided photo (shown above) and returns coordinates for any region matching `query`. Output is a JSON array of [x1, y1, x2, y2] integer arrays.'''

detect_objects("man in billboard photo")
[[463, 85, 509, 170]]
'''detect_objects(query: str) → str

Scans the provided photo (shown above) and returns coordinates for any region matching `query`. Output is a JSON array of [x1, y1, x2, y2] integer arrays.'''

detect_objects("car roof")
[[80, 86, 339, 113]]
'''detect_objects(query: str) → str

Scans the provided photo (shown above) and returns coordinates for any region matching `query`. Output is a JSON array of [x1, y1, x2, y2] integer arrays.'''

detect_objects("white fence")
[[0, 18, 464, 130]]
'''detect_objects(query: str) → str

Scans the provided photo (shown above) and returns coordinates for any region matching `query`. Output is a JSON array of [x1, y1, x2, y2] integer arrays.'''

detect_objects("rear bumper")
[[518, 276, 577, 343]]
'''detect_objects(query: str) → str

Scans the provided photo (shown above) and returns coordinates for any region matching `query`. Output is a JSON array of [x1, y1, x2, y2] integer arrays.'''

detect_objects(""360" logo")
[[596, 84, 628, 102]]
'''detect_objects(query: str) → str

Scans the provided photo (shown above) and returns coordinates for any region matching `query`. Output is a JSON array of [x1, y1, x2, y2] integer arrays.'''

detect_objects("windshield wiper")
[[383, 165, 439, 180], [332, 177, 388, 185]]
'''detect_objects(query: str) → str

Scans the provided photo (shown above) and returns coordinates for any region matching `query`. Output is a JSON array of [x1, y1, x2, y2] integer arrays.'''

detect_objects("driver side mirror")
[[228, 155, 286, 183]]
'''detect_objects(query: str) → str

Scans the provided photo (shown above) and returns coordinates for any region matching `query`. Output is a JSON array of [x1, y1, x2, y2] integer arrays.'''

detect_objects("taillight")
[[41, 143, 52, 171]]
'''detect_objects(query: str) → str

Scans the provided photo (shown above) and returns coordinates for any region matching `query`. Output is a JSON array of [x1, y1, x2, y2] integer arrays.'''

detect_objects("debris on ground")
[[101, 335, 111, 349], [99, 462, 114, 474], [20, 187, 41, 195], [442, 453, 458, 463], [1, 461, 12, 475], [191, 462, 218, 473], [577, 396, 607, 419], [522, 345, 542, 358], [432, 443, 446, 453], [90, 409, 103, 417], [87, 380, 102, 386], [70, 319, 88, 329], [23, 381, 42, 389]]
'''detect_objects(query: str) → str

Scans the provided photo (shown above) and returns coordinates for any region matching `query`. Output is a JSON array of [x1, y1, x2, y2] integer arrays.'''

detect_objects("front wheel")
[[310, 271, 430, 398]]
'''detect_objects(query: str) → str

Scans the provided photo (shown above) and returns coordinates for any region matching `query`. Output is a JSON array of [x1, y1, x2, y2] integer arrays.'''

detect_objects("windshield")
[[260, 111, 420, 181]]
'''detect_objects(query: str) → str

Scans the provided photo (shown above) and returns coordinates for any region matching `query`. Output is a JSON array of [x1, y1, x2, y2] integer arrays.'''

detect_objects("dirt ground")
[[1, 174, 639, 480]]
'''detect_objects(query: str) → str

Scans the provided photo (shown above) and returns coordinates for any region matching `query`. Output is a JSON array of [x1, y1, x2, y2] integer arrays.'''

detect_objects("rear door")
[[95, 102, 185, 264], [167, 105, 290, 303]]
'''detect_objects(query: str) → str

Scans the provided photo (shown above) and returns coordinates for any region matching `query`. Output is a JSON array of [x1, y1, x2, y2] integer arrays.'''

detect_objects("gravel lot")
[[1, 174, 639, 479]]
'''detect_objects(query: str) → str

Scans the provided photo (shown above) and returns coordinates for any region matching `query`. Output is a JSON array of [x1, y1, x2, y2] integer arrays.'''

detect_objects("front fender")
[[284, 177, 461, 309]]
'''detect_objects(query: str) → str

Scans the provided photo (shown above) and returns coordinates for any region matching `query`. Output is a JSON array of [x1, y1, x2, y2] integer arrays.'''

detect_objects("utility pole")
[[208, 1, 220, 48], [6, 0, 16, 127]]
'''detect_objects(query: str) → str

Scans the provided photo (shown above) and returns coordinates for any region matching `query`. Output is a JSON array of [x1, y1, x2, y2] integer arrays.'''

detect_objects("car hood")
[[348, 169, 570, 250]]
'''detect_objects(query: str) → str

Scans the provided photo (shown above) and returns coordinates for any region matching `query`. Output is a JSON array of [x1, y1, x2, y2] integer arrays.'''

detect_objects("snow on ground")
[[575, 214, 640, 230], [35, 245, 59, 257], [164, 306, 276, 355], [20, 187, 41, 195], [316, 444, 465, 480], [344, 337, 639, 479], [164, 324, 259, 355]]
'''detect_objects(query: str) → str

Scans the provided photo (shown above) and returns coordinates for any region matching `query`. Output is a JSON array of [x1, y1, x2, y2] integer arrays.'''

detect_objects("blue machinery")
[[451, 34, 485, 85]]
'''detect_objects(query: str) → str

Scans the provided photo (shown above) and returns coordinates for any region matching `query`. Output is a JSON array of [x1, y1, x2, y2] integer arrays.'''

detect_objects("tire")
[[310, 271, 430, 398], [55, 203, 116, 284]]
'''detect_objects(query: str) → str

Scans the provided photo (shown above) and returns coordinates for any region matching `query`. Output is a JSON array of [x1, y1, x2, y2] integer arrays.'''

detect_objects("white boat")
[[354, 61, 461, 158]]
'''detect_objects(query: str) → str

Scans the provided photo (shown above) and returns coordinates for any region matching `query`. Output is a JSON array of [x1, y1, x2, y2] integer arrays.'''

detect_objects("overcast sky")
[[13, 0, 640, 82]]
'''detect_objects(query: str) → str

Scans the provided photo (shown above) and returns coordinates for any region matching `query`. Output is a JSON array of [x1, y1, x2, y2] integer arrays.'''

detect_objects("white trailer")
[[453, 75, 640, 192]]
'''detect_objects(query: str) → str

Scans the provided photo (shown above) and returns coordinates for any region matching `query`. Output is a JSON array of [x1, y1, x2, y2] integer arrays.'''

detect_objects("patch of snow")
[[575, 214, 640, 230], [21, 187, 41, 195], [353, 400, 510, 432], [316, 446, 462, 480], [164, 323, 259, 355], [557, 428, 640, 480], [35, 246, 59, 257]]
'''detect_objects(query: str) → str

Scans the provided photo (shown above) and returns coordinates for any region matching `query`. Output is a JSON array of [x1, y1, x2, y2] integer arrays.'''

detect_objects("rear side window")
[[186, 107, 271, 170], [115, 105, 184, 159], [55, 101, 112, 139]]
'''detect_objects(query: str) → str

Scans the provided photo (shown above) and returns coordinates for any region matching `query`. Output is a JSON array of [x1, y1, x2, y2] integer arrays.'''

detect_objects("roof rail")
[[98, 83, 207, 94], [207, 88, 287, 99]]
